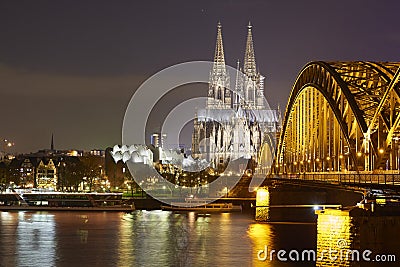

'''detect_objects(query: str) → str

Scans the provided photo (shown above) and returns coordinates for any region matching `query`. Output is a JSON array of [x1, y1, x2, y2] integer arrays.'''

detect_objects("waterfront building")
[[36, 158, 57, 189], [7, 157, 37, 188], [105, 146, 135, 189], [88, 149, 105, 157], [2, 136, 107, 191], [150, 133, 167, 148], [0, 162, 7, 188], [19, 158, 35, 187]]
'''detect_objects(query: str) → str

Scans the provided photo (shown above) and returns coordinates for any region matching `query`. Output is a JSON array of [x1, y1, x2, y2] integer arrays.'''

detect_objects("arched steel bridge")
[[275, 61, 400, 180]]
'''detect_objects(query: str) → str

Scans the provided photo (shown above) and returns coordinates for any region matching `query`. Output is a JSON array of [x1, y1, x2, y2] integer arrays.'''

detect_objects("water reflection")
[[117, 213, 135, 266], [0, 211, 316, 267], [316, 212, 352, 267], [248, 222, 316, 267], [316, 209, 400, 267], [248, 223, 275, 267], [0, 212, 56, 267]]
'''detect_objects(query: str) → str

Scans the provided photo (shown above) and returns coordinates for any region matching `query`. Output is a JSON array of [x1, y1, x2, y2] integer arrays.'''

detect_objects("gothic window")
[[225, 88, 231, 97]]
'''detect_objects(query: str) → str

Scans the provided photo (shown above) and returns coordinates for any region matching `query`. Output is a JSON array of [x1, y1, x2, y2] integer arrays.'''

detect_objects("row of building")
[[0, 138, 130, 192]]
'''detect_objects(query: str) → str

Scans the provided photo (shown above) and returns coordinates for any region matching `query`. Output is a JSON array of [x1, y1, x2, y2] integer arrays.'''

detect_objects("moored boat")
[[0, 191, 135, 212], [161, 202, 242, 213]]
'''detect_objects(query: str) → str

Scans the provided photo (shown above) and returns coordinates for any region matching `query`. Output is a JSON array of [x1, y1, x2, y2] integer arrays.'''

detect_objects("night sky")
[[1, 0, 399, 153]]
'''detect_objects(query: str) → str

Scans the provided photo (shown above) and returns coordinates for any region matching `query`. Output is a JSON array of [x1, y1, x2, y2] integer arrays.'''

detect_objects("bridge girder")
[[276, 61, 400, 173]]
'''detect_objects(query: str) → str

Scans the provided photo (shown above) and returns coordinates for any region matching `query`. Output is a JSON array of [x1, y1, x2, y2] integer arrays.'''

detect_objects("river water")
[[0, 211, 316, 267]]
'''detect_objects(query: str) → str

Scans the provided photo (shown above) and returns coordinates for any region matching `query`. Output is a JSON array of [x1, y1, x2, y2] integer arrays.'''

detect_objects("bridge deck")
[[270, 172, 400, 189]]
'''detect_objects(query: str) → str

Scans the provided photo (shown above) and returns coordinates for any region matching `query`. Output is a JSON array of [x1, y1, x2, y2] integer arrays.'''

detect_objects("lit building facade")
[[19, 158, 35, 188], [150, 133, 167, 148], [36, 159, 57, 189], [192, 22, 280, 171]]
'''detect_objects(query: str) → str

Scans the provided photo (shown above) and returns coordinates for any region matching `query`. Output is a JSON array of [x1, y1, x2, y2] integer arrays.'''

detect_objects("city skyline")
[[1, 1, 399, 153]]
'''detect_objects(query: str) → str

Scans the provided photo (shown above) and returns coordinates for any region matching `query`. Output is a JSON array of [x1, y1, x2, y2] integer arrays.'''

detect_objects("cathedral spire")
[[212, 21, 226, 76], [208, 22, 231, 109], [243, 22, 257, 77], [51, 133, 54, 151]]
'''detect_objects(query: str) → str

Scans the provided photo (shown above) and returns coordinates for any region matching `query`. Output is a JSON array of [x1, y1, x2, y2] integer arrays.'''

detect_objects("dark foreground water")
[[0, 211, 316, 267]]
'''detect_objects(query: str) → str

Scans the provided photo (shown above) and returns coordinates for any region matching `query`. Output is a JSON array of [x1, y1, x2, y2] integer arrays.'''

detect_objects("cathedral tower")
[[242, 22, 265, 110], [207, 22, 231, 109], [192, 22, 279, 172]]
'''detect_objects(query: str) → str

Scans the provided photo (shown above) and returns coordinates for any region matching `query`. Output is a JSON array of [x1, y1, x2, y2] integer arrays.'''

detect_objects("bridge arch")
[[276, 61, 400, 173], [257, 132, 276, 174]]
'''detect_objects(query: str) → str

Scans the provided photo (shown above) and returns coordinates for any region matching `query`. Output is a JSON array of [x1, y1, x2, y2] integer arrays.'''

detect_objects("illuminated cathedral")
[[192, 22, 281, 172]]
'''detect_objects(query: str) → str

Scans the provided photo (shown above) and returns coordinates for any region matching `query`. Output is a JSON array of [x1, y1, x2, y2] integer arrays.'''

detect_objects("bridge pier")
[[255, 183, 400, 266], [255, 183, 362, 222], [316, 207, 400, 266]]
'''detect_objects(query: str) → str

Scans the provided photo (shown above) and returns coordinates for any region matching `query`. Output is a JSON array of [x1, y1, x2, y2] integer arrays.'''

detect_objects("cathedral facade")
[[192, 22, 280, 172]]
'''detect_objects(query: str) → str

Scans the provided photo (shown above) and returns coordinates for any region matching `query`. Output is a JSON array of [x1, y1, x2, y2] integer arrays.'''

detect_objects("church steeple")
[[212, 21, 226, 76], [243, 22, 257, 78], [207, 22, 231, 109], [51, 134, 54, 151]]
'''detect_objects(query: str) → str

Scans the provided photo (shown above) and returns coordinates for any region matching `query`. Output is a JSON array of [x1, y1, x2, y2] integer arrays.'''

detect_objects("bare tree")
[[80, 155, 103, 192]]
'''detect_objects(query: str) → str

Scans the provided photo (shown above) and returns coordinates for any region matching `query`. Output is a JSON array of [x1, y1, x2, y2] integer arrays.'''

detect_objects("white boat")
[[0, 191, 135, 212]]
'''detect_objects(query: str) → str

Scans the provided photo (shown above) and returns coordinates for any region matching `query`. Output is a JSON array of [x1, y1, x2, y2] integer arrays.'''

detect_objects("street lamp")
[[1, 138, 15, 158]]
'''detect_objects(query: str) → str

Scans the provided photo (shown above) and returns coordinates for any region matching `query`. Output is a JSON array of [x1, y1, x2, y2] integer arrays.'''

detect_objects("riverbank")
[[0, 205, 135, 212]]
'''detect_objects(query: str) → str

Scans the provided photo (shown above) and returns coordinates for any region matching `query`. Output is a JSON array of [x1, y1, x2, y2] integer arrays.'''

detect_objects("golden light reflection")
[[256, 187, 270, 221], [221, 212, 230, 219], [188, 211, 196, 225], [247, 223, 274, 267], [117, 213, 135, 266], [316, 211, 352, 267]]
